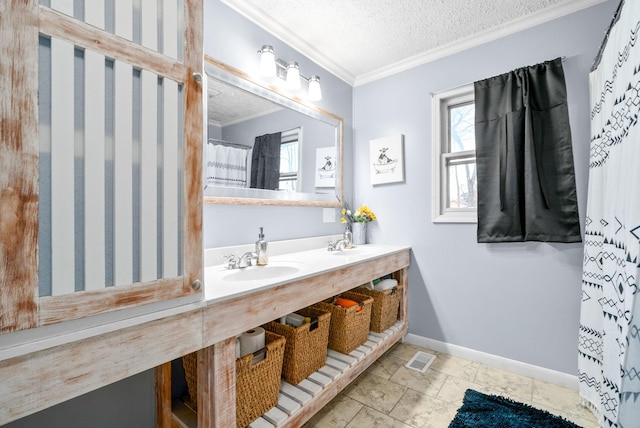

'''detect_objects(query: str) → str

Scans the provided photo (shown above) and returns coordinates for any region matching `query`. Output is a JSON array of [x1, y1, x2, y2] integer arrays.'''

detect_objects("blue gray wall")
[[6, 370, 155, 428], [353, 1, 619, 374]]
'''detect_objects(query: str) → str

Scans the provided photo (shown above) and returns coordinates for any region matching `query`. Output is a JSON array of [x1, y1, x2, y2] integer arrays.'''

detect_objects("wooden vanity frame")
[[158, 249, 410, 427]]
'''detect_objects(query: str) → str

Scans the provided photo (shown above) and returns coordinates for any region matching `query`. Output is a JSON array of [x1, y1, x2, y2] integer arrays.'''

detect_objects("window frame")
[[279, 127, 302, 191], [431, 84, 478, 223]]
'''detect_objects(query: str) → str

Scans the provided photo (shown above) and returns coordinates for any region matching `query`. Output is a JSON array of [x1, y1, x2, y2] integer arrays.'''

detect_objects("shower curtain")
[[579, 1, 640, 426], [206, 144, 250, 188]]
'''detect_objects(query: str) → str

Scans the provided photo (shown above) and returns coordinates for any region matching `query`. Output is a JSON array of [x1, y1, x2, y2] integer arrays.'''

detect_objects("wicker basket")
[[354, 283, 403, 332], [182, 331, 286, 428], [313, 291, 373, 354], [182, 352, 198, 410], [236, 331, 286, 427], [263, 306, 331, 384]]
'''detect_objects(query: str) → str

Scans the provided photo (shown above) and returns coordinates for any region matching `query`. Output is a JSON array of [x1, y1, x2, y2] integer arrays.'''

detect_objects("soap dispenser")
[[255, 227, 268, 266], [344, 227, 353, 249]]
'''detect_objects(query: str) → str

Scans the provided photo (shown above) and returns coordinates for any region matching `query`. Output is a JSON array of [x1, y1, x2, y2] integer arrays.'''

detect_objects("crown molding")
[[354, 0, 607, 86], [222, 0, 606, 88], [221, 0, 356, 85]]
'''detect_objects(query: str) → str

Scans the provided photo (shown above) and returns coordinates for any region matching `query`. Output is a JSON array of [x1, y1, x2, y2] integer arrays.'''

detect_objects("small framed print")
[[315, 146, 336, 188], [370, 134, 404, 185]]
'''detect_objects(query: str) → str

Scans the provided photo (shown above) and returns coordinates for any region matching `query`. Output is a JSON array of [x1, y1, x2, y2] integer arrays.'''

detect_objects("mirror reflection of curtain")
[[474, 58, 581, 243], [250, 132, 282, 190]]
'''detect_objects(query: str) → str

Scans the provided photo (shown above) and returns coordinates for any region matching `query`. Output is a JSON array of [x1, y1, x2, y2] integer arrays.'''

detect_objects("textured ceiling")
[[222, 0, 606, 85], [207, 77, 281, 126]]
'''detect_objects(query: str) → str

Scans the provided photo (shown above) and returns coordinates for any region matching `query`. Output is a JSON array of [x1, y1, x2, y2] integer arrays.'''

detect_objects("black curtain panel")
[[474, 58, 581, 243], [250, 132, 282, 190]]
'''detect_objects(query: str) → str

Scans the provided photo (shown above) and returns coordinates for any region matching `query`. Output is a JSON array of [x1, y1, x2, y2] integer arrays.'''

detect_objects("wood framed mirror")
[[203, 55, 343, 207]]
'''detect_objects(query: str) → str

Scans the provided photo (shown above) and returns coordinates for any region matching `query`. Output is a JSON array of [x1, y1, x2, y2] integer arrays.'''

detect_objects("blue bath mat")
[[449, 389, 580, 427]]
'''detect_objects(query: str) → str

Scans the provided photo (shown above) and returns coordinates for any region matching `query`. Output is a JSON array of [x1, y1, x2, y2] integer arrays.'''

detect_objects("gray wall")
[[353, 0, 619, 375], [203, 0, 354, 248], [6, 370, 155, 428]]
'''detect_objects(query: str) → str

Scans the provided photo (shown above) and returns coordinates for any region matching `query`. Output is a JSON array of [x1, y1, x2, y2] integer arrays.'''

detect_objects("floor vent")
[[405, 351, 436, 373]]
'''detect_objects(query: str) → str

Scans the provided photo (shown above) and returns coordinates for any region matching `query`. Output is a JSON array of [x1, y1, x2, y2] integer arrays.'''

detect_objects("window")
[[279, 127, 301, 191], [432, 85, 477, 222]]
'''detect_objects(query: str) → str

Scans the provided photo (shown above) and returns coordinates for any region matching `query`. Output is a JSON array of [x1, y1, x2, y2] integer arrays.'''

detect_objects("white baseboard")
[[403, 333, 579, 391]]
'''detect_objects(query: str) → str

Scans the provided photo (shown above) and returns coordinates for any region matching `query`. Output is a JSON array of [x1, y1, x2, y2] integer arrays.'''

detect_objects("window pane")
[[280, 141, 298, 174], [280, 140, 298, 191], [449, 103, 475, 153], [446, 161, 477, 209], [279, 175, 297, 192]]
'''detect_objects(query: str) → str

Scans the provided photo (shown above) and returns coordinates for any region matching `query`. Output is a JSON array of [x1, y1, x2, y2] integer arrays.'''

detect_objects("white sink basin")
[[221, 264, 301, 282]]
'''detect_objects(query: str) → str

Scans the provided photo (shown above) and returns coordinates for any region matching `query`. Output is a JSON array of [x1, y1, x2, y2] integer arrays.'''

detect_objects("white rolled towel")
[[374, 278, 398, 291]]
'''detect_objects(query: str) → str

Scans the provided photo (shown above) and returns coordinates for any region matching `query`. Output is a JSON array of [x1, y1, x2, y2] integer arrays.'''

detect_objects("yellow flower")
[[342, 203, 376, 223]]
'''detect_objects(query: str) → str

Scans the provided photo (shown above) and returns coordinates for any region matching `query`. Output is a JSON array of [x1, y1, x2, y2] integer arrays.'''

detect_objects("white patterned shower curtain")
[[579, 1, 640, 426]]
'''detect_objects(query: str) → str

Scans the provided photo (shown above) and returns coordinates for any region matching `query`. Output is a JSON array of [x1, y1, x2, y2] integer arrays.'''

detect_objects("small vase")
[[351, 222, 367, 245]]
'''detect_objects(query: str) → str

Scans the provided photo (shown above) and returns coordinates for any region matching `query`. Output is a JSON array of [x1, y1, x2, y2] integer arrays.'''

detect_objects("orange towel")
[[334, 297, 362, 312]]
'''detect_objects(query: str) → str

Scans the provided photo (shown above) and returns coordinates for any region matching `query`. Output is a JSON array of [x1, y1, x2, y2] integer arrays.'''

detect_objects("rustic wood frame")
[[0, 1, 203, 332]]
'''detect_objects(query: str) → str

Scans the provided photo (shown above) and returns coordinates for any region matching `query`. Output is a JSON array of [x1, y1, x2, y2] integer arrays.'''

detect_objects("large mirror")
[[203, 56, 343, 207]]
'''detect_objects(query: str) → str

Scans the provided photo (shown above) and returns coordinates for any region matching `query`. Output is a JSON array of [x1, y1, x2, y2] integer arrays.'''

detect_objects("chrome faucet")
[[327, 238, 349, 252], [223, 252, 258, 269], [238, 251, 258, 268]]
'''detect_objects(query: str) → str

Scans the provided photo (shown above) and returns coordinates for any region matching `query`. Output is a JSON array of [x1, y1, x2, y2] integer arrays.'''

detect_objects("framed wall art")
[[369, 134, 404, 185]]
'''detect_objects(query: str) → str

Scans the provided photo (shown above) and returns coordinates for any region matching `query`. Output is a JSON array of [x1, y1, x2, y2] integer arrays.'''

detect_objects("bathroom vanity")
[[161, 242, 410, 427], [0, 239, 408, 426]]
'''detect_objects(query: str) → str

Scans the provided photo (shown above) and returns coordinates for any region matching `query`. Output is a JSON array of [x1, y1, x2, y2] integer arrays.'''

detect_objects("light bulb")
[[259, 45, 276, 77], [308, 75, 322, 101], [286, 62, 301, 90]]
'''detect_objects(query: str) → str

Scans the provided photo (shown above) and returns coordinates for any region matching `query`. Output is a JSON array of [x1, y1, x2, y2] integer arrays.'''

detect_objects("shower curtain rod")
[[591, 0, 624, 71], [429, 56, 567, 96], [207, 138, 251, 149]]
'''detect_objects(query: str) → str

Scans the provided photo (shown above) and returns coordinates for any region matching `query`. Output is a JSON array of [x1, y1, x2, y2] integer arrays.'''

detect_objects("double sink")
[[204, 245, 386, 303]]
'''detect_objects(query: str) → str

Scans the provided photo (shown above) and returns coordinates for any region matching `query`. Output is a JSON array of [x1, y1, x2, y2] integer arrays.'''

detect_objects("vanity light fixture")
[[308, 75, 322, 101], [259, 45, 276, 77], [286, 61, 301, 90], [257, 45, 322, 101]]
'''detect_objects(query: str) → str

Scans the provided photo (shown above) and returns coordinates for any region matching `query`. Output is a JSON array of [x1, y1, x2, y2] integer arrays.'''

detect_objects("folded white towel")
[[374, 278, 398, 291]]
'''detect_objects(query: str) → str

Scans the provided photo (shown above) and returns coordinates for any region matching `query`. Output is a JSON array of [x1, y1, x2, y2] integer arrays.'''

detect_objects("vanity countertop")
[[204, 244, 410, 304]]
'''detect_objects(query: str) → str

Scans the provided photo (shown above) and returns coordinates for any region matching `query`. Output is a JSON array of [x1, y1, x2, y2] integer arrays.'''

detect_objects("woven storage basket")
[[263, 306, 331, 384], [182, 331, 286, 428], [182, 352, 198, 410], [313, 291, 373, 354], [236, 331, 286, 427], [354, 283, 403, 333]]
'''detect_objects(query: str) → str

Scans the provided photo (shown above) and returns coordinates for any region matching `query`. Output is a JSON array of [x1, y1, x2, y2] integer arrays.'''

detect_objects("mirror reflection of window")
[[279, 127, 301, 192]]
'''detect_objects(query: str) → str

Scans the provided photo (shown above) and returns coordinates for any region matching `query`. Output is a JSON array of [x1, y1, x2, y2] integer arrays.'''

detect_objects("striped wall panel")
[[38, 37, 184, 297]]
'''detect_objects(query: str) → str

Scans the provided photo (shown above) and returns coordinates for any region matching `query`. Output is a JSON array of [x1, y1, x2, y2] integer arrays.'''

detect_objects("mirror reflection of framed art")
[[315, 146, 336, 188]]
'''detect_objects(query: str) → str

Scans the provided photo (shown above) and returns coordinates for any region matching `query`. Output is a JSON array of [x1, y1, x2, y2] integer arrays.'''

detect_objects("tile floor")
[[302, 342, 599, 428]]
